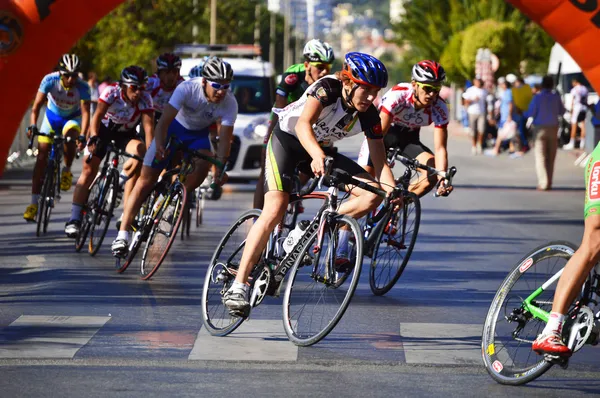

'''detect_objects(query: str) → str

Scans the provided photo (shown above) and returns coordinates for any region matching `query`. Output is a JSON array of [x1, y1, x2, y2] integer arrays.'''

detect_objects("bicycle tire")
[[89, 170, 118, 256], [201, 209, 261, 336], [36, 161, 54, 237], [481, 241, 578, 385], [139, 182, 186, 280], [43, 163, 59, 234], [115, 191, 157, 273], [180, 202, 191, 240], [76, 176, 102, 252], [282, 214, 363, 346], [196, 189, 204, 226], [369, 192, 421, 296]]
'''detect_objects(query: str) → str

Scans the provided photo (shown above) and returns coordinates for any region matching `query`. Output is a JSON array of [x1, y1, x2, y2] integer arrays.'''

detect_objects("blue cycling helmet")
[[341, 52, 388, 89], [189, 64, 203, 78]]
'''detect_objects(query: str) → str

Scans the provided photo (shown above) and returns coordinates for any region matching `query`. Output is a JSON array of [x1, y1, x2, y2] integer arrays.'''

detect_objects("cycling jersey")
[[146, 75, 185, 114], [38, 72, 91, 117], [585, 141, 600, 218], [99, 84, 154, 132], [169, 78, 238, 130], [275, 76, 383, 146], [379, 83, 449, 129], [276, 64, 309, 103]]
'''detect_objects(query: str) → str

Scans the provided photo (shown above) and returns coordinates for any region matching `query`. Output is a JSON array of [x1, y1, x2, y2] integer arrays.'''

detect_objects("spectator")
[[462, 78, 487, 154], [526, 75, 565, 191], [564, 77, 589, 150], [511, 76, 533, 155], [593, 100, 600, 147], [98, 75, 113, 96], [87, 71, 99, 116]]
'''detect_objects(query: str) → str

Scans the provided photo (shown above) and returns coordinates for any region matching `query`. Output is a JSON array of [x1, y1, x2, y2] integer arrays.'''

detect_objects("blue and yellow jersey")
[[38, 72, 91, 117]]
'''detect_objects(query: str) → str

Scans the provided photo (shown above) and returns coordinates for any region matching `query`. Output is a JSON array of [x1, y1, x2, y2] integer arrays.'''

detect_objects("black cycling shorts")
[[92, 123, 139, 159], [265, 123, 366, 194], [361, 125, 433, 167]]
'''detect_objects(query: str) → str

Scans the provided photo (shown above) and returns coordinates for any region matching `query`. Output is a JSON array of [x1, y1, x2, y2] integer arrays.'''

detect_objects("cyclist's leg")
[[25, 113, 54, 220], [121, 138, 145, 207], [253, 148, 266, 209], [60, 118, 81, 191], [334, 153, 383, 219], [398, 131, 436, 197]]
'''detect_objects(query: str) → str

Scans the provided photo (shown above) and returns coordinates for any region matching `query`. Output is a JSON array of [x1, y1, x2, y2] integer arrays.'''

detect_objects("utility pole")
[[210, 0, 217, 45], [254, 4, 261, 58], [269, 11, 276, 66], [283, 4, 290, 67]]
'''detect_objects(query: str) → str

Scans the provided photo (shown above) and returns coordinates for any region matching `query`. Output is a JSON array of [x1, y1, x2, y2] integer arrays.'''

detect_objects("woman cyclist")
[[224, 52, 390, 316], [65, 66, 154, 238]]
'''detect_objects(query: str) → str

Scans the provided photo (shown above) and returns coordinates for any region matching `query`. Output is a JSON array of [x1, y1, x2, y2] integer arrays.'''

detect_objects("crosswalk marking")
[[0, 315, 111, 359], [400, 323, 482, 365], [188, 320, 298, 361]]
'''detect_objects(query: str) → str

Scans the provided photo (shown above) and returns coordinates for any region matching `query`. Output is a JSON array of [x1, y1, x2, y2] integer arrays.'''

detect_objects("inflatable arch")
[[1, 0, 600, 175]]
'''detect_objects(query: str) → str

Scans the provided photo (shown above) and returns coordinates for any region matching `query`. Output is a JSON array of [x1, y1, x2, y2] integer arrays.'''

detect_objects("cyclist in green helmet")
[[253, 39, 335, 209]]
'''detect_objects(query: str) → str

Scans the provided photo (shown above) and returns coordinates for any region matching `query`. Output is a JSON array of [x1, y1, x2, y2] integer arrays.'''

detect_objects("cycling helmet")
[[303, 39, 335, 63], [59, 54, 81, 73], [341, 52, 388, 89], [156, 52, 182, 70], [201, 56, 234, 81], [412, 60, 446, 84], [121, 65, 148, 86]]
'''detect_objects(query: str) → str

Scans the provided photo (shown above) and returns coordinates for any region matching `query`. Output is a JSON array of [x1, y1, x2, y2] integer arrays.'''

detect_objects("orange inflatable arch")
[[1, 0, 600, 175]]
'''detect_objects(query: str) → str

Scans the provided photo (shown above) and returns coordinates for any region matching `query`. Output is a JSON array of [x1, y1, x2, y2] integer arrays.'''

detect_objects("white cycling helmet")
[[59, 54, 81, 74], [303, 39, 334, 64], [201, 56, 234, 81]]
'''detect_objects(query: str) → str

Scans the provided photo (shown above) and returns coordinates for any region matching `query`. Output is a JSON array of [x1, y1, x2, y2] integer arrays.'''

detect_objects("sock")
[[117, 230, 130, 241], [542, 312, 566, 336], [71, 203, 83, 221], [336, 229, 351, 258], [232, 281, 248, 293], [31, 194, 39, 205]]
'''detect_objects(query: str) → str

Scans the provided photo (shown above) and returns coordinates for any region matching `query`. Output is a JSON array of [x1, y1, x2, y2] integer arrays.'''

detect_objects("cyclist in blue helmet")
[[188, 57, 208, 79], [224, 52, 392, 316]]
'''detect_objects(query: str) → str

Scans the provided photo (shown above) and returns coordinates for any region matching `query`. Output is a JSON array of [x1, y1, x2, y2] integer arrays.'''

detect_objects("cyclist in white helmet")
[[24, 54, 91, 222], [253, 39, 335, 209]]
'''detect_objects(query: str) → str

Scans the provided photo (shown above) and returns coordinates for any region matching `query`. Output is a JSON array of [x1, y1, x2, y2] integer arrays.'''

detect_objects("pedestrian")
[[526, 75, 565, 191], [462, 78, 487, 154], [563, 77, 589, 150], [98, 75, 112, 97], [87, 71, 99, 116], [511, 76, 533, 155]]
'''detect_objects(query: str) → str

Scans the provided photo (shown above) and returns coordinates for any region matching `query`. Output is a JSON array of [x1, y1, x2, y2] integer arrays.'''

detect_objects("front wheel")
[[36, 162, 55, 237], [139, 182, 186, 280], [201, 209, 261, 336], [369, 192, 421, 296], [481, 241, 578, 385], [75, 179, 99, 252], [282, 214, 363, 346], [89, 170, 118, 256]]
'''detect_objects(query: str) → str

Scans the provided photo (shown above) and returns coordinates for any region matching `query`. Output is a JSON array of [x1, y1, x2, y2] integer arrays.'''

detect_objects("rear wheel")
[[481, 241, 578, 385], [369, 192, 421, 296], [75, 178, 99, 252], [139, 182, 186, 280], [201, 209, 261, 336], [89, 170, 118, 256], [282, 214, 363, 346]]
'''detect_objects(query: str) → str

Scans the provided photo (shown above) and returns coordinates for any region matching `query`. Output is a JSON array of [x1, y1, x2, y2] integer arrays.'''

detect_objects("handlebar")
[[297, 156, 334, 197]]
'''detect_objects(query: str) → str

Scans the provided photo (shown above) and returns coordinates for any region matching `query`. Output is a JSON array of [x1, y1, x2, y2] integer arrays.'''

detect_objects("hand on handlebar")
[[310, 154, 327, 177], [76, 135, 86, 152], [27, 125, 38, 140], [435, 178, 453, 197]]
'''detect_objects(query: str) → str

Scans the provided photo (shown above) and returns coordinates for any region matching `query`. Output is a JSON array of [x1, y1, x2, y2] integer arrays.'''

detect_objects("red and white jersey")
[[146, 75, 185, 113], [379, 83, 449, 129], [99, 84, 154, 131]]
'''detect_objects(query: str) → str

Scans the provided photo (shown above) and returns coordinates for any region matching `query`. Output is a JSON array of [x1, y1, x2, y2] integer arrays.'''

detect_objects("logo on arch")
[[588, 161, 600, 200], [0, 11, 24, 57]]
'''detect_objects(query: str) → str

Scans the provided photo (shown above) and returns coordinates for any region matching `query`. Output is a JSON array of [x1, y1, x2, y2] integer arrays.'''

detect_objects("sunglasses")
[[207, 80, 231, 90], [125, 84, 146, 92], [310, 62, 332, 71], [60, 72, 78, 79], [416, 82, 442, 94]]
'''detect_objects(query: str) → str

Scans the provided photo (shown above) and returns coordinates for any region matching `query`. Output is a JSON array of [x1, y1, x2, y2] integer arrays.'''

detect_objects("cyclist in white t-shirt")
[[111, 57, 238, 255]]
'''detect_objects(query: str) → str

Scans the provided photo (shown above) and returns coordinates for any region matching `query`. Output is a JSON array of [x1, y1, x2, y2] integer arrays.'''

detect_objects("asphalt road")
[[0, 129, 599, 397]]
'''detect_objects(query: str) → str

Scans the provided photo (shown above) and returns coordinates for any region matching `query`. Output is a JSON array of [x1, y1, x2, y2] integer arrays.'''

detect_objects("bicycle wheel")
[[196, 189, 205, 226], [180, 202, 191, 240], [369, 192, 421, 296], [282, 214, 363, 346], [89, 170, 118, 256], [116, 191, 157, 273], [139, 182, 186, 280], [36, 161, 54, 237], [201, 209, 261, 336], [75, 179, 99, 252], [482, 241, 578, 385]]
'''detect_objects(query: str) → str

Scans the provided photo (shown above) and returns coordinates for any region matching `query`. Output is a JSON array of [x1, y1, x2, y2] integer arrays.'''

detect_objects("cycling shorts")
[[84, 123, 138, 160], [144, 118, 210, 169], [357, 125, 432, 168], [39, 108, 82, 144], [265, 122, 365, 194], [585, 141, 600, 218]]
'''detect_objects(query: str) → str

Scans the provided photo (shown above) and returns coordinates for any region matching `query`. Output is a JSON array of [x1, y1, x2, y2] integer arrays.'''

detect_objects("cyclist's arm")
[[141, 111, 154, 149], [367, 138, 392, 192], [90, 101, 109, 138], [216, 124, 234, 175], [433, 126, 449, 176], [80, 100, 91, 137], [379, 109, 393, 135], [296, 96, 325, 162], [264, 94, 289, 144], [29, 92, 46, 127], [155, 104, 178, 155]]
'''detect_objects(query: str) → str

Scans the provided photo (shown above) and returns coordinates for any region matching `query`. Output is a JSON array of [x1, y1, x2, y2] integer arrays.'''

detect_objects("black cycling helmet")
[[156, 52, 182, 70], [120, 65, 148, 86]]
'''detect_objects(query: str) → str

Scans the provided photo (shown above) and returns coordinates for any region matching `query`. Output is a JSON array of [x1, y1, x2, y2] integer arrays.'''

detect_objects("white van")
[[176, 45, 275, 180]]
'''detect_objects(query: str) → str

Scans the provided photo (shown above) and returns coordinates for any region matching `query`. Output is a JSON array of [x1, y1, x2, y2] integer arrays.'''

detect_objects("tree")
[[440, 32, 469, 84]]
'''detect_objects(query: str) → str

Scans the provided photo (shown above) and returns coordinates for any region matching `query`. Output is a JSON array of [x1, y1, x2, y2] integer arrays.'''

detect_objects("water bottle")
[[283, 220, 310, 254]]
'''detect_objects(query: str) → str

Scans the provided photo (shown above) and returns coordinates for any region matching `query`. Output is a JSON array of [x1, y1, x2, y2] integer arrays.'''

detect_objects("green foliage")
[[440, 32, 468, 84], [460, 20, 523, 77]]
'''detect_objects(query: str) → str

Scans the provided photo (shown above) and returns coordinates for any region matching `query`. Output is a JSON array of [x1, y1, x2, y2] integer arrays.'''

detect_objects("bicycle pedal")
[[544, 354, 569, 368], [228, 308, 250, 319]]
